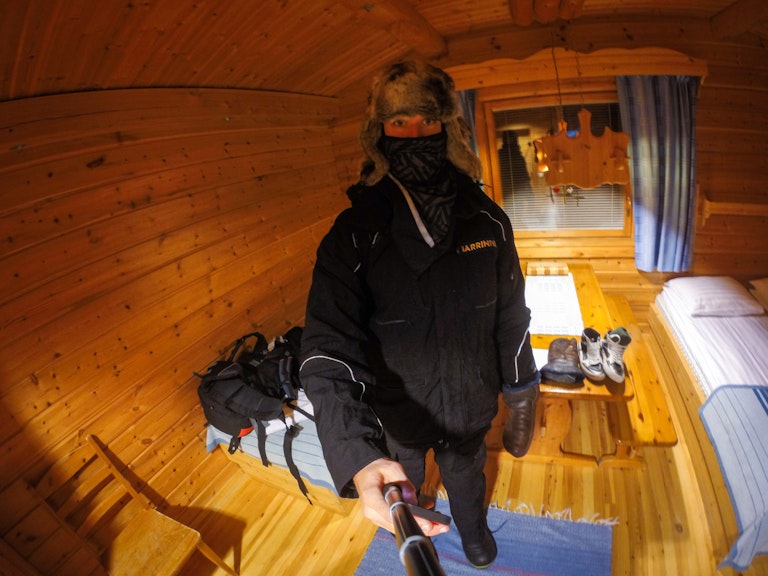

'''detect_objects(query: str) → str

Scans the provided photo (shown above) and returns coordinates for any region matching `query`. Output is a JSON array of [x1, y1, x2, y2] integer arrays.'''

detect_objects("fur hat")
[[359, 61, 482, 185]]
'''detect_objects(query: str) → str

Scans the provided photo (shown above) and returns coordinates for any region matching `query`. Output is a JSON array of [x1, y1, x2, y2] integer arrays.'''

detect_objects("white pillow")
[[664, 275, 765, 317]]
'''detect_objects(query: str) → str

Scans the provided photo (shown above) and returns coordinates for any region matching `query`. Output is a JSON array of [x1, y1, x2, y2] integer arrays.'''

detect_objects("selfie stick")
[[382, 483, 446, 576]]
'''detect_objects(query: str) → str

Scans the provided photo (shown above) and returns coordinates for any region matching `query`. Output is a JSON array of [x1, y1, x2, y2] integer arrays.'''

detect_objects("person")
[[299, 60, 540, 569]]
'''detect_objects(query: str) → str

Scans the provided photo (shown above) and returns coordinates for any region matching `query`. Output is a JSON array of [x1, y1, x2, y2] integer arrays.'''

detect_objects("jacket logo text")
[[460, 239, 497, 253]]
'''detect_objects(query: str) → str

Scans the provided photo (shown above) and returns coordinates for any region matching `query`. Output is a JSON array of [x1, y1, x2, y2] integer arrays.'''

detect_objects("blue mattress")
[[700, 385, 768, 570]]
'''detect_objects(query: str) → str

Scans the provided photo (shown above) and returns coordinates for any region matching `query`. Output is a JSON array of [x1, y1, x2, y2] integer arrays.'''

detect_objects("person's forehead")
[[384, 113, 437, 122]]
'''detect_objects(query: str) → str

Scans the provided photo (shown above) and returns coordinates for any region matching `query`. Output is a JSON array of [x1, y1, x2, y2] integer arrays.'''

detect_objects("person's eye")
[[423, 118, 438, 126]]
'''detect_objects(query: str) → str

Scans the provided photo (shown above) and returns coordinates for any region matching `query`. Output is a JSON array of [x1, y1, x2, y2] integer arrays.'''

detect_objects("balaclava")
[[381, 128, 455, 244]]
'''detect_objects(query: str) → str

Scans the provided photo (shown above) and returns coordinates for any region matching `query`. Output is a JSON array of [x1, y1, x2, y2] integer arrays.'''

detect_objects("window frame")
[[475, 86, 633, 239]]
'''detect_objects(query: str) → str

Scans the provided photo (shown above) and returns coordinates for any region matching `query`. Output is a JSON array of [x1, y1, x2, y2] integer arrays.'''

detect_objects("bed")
[[649, 275, 768, 571]]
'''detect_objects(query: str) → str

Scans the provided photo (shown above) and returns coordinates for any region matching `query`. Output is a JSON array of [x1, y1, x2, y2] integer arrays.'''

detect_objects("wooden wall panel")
[[330, 118, 366, 187], [691, 47, 768, 277], [0, 87, 343, 572]]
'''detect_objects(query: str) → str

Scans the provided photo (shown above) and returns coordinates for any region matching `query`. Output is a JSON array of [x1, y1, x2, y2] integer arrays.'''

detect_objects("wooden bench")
[[488, 265, 675, 468], [600, 295, 677, 467]]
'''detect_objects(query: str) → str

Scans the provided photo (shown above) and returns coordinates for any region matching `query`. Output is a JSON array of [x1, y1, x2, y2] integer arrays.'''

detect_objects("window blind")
[[494, 103, 626, 231]]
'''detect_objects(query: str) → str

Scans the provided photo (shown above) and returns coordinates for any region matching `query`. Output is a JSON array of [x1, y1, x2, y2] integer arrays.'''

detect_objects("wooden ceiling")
[[0, 0, 766, 102]]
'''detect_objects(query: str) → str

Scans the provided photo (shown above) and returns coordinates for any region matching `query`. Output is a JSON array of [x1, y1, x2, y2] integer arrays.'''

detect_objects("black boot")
[[461, 521, 497, 569], [540, 337, 585, 384], [502, 384, 540, 457]]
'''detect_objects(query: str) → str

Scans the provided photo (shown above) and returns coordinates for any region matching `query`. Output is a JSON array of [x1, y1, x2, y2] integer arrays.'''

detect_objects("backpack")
[[196, 327, 315, 502], [238, 326, 304, 403]]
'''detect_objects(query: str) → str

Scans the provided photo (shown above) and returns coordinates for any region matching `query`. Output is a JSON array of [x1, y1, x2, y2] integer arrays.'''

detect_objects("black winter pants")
[[385, 426, 490, 541]]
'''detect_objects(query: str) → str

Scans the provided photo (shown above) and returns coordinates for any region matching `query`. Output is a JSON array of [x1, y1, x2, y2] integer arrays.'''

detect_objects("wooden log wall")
[[0, 88, 345, 572], [2, 16, 768, 573]]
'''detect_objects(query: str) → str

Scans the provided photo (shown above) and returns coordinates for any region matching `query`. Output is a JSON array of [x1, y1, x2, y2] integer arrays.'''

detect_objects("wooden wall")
[[0, 88, 345, 573], [2, 18, 768, 573]]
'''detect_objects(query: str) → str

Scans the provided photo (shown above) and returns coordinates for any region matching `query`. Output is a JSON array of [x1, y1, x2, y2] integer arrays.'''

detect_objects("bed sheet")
[[655, 289, 768, 397]]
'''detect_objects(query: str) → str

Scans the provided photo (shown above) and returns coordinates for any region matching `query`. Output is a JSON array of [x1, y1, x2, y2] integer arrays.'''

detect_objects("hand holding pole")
[[382, 483, 446, 576]]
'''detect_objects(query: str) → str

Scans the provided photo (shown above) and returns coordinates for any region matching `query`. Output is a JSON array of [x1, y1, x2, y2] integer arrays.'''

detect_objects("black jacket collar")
[[347, 166, 489, 276]]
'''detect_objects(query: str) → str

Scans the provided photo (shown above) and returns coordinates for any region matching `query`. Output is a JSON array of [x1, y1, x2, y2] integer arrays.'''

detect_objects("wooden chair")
[[31, 434, 238, 576]]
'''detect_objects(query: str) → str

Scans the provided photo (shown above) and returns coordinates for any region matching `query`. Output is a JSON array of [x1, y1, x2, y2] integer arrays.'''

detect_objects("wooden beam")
[[710, 0, 768, 39], [446, 47, 709, 92], [439, 16, 721, 70], [534, 0, 560, 24], [509, 0, 585, 26], [508, 0, 535, 26], [701, 195, 768, 223], [559, 0, 586, 21], [341, 0, 446, 57]]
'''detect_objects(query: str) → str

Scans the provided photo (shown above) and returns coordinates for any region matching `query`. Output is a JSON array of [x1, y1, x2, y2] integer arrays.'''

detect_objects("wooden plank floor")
[[176, 332, 768, 576]]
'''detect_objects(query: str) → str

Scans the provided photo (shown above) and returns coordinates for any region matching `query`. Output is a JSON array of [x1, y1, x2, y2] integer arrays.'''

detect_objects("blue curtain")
[[616, 76, 700, 272]]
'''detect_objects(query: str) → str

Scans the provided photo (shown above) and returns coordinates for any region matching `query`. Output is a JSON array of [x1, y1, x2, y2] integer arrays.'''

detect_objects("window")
[[480, 95, 632, 237]]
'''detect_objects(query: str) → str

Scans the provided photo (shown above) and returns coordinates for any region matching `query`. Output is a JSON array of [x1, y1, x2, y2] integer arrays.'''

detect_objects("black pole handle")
[[382, 483, 447, 576]]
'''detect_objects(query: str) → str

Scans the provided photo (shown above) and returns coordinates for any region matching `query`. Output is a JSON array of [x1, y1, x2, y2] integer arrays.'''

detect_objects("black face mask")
[[380, 128, 456, 246], [380, 129, 448, 186]]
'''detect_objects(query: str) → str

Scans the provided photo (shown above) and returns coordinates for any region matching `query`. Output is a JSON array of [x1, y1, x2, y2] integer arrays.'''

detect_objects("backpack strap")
[[226, 424, 256, 455], [283, 424, 312, 504], [277, 355, 297, 400], [227, 435, 241, 455], [285, 401, 314, 422], [228, 332, 268, 362], [255, 419, 270, 467], [252, 412, 313, 505]]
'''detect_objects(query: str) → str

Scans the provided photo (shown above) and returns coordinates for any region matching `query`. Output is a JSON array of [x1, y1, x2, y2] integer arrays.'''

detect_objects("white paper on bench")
[[525, 273, 584, 336]]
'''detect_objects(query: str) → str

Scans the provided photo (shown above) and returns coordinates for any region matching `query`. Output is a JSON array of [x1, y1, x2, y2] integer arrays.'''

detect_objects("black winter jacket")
[[300, 169, 538, 496]]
